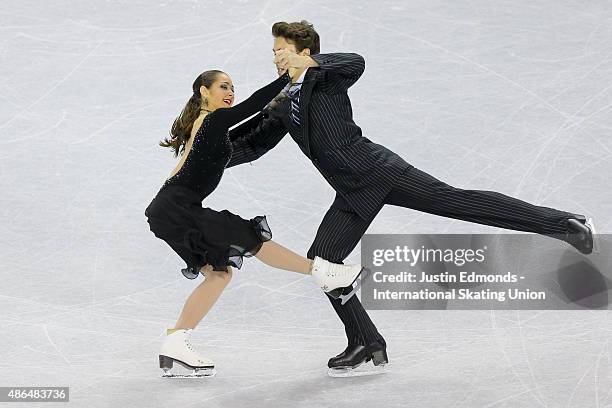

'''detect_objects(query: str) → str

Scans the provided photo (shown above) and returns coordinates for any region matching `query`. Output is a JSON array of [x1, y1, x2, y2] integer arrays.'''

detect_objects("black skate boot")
[[565, 217, 596, 254], [327, 340, 388, 377], [327, 344, 354, 365]]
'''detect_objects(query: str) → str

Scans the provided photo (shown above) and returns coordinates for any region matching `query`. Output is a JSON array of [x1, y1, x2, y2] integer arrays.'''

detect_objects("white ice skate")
[[159, 328, 216, 378], [310, 256, 370, 305]]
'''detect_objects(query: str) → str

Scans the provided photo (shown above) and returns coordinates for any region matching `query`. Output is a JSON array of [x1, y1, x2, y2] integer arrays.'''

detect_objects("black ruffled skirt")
[[144, 185, 272, 279]]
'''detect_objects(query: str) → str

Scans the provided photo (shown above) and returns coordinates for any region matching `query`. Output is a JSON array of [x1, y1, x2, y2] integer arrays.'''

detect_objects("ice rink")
[[1, 0, 612, 406]]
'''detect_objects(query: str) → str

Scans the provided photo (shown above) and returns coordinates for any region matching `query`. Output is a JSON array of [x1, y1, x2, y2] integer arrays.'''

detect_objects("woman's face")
[[201, 73, 235, 111]]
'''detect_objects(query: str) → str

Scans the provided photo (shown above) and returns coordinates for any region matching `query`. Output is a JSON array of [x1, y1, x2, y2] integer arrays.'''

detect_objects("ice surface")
[[1, 0, 611, 406]]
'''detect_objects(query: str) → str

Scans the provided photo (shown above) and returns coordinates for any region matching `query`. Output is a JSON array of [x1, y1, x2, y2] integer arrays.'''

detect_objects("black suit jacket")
[[226, 52, 411, 220]]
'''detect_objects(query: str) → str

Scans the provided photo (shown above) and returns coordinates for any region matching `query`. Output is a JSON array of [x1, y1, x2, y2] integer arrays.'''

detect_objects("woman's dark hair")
[[272, 20, 320, 55], [159, 70, 225, 157]]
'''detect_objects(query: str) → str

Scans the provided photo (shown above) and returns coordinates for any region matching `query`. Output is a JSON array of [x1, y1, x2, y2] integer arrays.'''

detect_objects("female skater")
[[144, 68, 364, 377]]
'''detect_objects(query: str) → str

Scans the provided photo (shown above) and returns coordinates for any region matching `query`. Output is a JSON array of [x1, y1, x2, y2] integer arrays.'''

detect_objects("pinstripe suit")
[[226, 52, 579, 347]]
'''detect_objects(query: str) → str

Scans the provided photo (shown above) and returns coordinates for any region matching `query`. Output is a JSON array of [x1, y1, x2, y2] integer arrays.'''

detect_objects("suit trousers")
[[307, 164, 579, 347]]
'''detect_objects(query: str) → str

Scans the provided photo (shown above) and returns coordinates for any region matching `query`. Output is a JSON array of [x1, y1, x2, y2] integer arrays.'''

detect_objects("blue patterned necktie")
[[288, 83, 301, 126]]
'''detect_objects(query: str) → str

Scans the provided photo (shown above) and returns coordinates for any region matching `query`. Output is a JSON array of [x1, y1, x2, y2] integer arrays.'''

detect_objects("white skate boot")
[[310, 256, 370, 305], [159, 328, 216, 378]]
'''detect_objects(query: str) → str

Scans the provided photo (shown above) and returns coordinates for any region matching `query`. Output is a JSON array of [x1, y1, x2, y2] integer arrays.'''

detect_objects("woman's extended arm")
[[213, 71, 291, 128]]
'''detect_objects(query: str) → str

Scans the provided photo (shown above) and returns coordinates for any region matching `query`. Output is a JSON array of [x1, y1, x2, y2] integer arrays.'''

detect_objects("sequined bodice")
[[162, 113, 231, 199], [159, 71, 291, 201]]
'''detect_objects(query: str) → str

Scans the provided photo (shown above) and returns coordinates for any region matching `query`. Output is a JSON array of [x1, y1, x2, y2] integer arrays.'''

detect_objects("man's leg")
[[384, 165, 580, 234], [307, 197, 384, 347]]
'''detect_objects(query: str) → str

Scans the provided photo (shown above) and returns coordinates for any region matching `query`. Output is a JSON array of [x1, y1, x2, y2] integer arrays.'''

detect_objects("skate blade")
[[338, 267, 370, 305], [159, 355, 216, 378], [161, 368, 217, 378], [326, 267, 370, 305], [328, 361, 387, 378]]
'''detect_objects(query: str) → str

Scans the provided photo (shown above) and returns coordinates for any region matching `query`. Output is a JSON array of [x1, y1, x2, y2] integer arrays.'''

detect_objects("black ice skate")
[[565, 217, 598, 254], [327, 341, 388, 377]]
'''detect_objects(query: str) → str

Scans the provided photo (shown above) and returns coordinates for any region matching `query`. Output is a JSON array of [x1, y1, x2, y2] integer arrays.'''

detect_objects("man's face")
[[273, 36, 299, 76]]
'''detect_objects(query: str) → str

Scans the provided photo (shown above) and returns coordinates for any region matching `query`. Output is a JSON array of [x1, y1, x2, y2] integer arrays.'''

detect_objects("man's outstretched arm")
[[309, 52, 365, 92]]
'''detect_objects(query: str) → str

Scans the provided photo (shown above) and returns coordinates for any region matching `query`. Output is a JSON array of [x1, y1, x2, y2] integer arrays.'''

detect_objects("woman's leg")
[[254, 240, 313, 274], [171, 238, 347, 330], [173, 265, 232, 330], [254, 240, 366, 298]]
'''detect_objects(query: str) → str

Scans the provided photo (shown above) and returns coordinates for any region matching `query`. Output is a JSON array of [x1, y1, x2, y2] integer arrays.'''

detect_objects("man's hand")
[[274, 49, 313, 70]]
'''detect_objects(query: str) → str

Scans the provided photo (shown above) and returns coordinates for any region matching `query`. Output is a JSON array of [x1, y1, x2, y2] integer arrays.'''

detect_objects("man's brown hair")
[[272, 20, 320, 55]]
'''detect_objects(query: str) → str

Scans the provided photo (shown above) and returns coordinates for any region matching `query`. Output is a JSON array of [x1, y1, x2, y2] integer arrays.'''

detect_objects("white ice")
[[1, 0, 611, 407]]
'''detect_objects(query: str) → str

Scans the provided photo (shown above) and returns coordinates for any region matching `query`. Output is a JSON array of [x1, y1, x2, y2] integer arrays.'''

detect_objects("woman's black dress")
[[145, 72, 291, 279]]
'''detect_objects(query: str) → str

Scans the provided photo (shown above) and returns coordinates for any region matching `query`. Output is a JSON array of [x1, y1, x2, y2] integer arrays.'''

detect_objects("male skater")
[[226, 20, 596, 375]]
